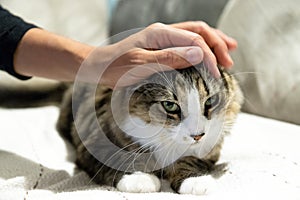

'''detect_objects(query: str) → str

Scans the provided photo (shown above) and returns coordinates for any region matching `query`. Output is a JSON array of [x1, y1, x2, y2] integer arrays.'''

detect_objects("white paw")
[[117, 172, 161, 193], [179, 176, 216, 195]]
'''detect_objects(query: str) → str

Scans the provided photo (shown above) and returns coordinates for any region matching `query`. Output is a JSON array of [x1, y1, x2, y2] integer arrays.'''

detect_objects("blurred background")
[[1, 0, 109, 45], [1, 0, 300, 124], [1, 0, 229, 45]]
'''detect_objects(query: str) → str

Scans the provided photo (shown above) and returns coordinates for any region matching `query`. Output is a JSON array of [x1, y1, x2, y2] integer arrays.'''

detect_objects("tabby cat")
[[0, 62, 243, 195], [54, 63, 243, 195]]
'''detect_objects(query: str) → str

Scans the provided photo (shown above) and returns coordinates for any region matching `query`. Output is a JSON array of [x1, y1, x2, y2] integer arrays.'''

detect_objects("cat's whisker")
[[109, 125, 173, 173], [115, 153, 135, 175], [153, 56, 177, 91], [169, 143, 181, 174], [138, 136, 172, 171], [224, 87, 258, 114], [156, 71, 176, 92], [159, 141, 178, 170], [110, 146, 152, 178], [218, 71, 261, 89], [219, 71, 262, 86], [129, 134, 173, 172], [229, 71, 263, 77], [111, 169, 123, 188], [167, 142, 182, 173], [113, 135, 170, 173], [87, 149, 135, 186], [240, 94, 260, 113], [118, 145, 155, 174], [86, 138, 146, 185], [144, 138, 172, 172], [220, 71, 260, 112]]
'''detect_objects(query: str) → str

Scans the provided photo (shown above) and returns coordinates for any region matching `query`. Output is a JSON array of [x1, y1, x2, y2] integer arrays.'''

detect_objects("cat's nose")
[[191, 132, 205, 141]]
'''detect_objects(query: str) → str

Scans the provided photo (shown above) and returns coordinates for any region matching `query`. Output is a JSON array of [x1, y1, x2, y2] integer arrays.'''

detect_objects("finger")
[[172, 22, 238, 50], [170, 21, 200, 31], [106, 47, 204, 88], [143, 46, 204, 70], [192, 22, 233, 68], [214, 29, 238, 51], [143, 23, 201, 48], [189, 36, 220, 77], [171, 21, 235, 68], [141, 23, 220, 77], [168, 22, 220, 75], [142, 46, 221, 79]]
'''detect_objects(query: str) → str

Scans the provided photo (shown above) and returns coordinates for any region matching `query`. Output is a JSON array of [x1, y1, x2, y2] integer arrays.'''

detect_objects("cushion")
[[218, 0, 300, 125], [1, 0, 108, 46], [110, 0, 229, 42]]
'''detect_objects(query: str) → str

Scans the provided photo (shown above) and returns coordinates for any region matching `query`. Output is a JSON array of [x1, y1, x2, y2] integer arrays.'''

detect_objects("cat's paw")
[[179, 176, 216, 195], [117, 172, 161, 193]]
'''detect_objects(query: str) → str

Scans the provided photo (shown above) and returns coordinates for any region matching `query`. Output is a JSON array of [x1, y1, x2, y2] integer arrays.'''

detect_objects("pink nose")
[[191, 133, 205, 141]]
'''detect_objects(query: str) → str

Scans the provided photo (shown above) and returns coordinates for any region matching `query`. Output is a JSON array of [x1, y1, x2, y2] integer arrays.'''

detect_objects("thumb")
[[145, 46, 203, 70]]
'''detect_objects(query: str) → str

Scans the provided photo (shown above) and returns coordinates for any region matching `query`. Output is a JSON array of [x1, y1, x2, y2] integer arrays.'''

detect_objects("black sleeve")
[[0, 5, 37, 80]]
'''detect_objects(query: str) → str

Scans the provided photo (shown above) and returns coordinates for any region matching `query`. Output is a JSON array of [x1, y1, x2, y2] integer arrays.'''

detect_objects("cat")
[[54, 63, 243, 195], [0, 62, 243, 195]]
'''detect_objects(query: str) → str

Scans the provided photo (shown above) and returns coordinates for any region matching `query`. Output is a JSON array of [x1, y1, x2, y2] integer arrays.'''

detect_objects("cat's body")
[[55, 64, 243, 194], [0, 64, 243, 195]]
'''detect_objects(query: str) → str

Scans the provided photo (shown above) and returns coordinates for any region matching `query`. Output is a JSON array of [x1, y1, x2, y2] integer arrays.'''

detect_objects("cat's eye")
[[205, 94, 219, 108], [204, 94, 220, 120], [161, 101, 180, 114]]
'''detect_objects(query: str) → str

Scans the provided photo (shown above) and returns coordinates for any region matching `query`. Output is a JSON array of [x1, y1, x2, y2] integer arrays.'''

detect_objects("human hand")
[[78, 22, 237, 88], [171, 21, 237, 68]]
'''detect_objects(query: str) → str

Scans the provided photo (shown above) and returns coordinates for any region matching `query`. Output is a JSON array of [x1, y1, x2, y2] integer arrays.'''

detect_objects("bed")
[[1, 107, 299, 199], [1, 0, 300, 199]]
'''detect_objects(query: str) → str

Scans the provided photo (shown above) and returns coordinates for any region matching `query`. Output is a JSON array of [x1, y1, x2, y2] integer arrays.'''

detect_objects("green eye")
[[161, 101, 180, 113], [205, 94, 219, 108]]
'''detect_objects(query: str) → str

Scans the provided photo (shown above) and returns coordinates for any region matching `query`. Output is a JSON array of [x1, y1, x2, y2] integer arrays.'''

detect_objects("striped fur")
[[57, 63, 243, 193]]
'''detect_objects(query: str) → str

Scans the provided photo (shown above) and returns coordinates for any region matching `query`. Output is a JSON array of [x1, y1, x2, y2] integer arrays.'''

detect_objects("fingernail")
[[186, 47, 203, 65], [204, 59, 220, 78], [211, 65, 221, 78], [214, 69, 221, 78]]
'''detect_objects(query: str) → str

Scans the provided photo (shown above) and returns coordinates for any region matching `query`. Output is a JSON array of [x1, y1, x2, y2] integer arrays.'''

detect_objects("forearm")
[[14, 28, 95, 81]]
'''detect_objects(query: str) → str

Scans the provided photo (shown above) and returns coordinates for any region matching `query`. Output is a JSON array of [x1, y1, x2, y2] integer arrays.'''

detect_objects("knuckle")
[[198, 21, 209, 28], [214, 28, 223, 34], [213, 39, 228, 51], [192, 35, 204, 41], [145, 23, 167, 41], [128, 50, 147, 65], [196, 21, 210, 32], [148, 22, 166, 29], [191, 35, 205, 46], [214, 29, 226, 39], [160, 50, 175, 65]]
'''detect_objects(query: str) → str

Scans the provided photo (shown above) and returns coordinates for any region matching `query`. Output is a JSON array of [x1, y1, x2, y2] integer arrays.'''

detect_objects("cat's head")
[[114, 64, 243, 166]]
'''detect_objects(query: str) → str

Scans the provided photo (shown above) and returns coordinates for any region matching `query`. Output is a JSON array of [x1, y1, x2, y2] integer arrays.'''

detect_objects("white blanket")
[[0, 107, 299, 200]]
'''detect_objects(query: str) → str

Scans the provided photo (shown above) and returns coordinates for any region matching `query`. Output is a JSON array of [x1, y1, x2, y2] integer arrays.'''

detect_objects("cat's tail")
[[0, 72, 69, 108]]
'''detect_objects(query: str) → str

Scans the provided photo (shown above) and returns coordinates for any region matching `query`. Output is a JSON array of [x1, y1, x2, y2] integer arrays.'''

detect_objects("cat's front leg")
[[178, 175, 216, 195], [163, 156, 217, 195], [117, 172, 161, 193]]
